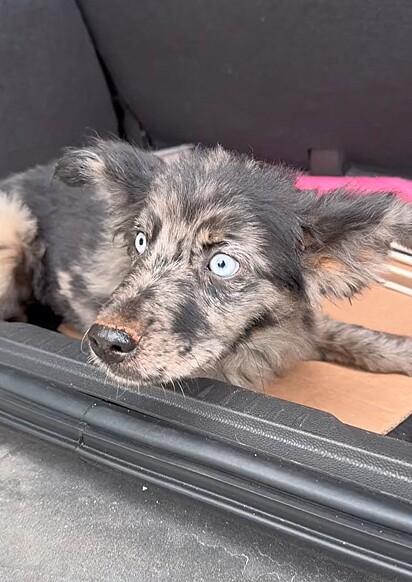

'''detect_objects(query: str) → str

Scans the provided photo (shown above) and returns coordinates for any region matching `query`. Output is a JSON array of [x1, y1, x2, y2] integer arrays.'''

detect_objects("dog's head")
[[55, 140, 411, 387]]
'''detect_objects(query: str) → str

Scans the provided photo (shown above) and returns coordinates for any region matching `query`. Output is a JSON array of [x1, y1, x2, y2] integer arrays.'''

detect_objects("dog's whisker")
[[80, 326, 92, 354], [175, 378, 186, 397], [169, 377, 177, 395], [103, 366, 111, 388]]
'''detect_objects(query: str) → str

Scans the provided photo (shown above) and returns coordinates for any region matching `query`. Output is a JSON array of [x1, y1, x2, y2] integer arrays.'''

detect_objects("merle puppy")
[[0, 139, 411, 389]]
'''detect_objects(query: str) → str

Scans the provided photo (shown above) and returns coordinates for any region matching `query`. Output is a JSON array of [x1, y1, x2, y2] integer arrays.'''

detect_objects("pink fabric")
[[156, 144, 412, 203], [296, 175, 412, 203]]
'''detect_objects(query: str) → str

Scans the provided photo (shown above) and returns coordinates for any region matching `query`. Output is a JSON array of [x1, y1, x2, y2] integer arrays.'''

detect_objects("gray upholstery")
[[78, 0, 412, 170], [0, 0, 117, 178]]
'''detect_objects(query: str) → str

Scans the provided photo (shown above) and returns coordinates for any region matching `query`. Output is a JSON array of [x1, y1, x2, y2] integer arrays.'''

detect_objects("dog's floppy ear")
[[54, 139, 165, 207], [298, 190, 412, 304]]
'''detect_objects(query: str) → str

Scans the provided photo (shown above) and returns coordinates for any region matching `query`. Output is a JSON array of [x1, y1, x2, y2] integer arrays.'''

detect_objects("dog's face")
[[55, 140, 411, 387]]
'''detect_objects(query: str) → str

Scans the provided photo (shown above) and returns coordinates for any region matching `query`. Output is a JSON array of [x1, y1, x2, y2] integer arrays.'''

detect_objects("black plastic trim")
[[0, 322, 411, 580]]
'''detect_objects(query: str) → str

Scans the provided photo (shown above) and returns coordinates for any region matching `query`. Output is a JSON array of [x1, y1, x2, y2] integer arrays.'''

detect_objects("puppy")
[[0, 139, 411, 390]]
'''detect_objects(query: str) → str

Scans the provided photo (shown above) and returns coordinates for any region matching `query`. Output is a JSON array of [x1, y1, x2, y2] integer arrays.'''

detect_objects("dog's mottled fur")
[[0, 139, 411, 389]]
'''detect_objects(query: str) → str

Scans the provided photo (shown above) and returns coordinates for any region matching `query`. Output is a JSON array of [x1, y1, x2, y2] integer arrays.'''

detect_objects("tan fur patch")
[[95, 317, 143, 343], [0, 191, 38, 319], [314, 256, 343, 274], [58, 323, 83, 340]]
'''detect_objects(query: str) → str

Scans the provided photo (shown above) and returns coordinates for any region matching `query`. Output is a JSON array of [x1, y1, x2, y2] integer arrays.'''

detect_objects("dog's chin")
[[100, 363, 165, 388], [89, 353, 194, 390]]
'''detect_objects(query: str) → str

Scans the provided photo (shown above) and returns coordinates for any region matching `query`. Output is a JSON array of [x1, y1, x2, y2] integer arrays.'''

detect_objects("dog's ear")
[[54, 139, 165, 207], [298, 190, 412, 304]]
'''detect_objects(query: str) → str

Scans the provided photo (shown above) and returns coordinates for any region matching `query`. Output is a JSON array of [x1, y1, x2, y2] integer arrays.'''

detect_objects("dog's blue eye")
[[208, 253, 239, 278], [134, 232, 147, 254]]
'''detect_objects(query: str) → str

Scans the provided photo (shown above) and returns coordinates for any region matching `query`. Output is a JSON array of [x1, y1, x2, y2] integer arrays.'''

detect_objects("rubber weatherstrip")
[[0, 322, 411, 580]]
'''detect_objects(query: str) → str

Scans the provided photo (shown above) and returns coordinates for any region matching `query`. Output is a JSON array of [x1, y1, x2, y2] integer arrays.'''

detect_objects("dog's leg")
[[0, 191, 40, 321], [312, 315, 412, 376]]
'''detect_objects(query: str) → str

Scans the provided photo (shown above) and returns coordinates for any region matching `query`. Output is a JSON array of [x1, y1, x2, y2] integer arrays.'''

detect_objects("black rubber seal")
[[0, 322, 411, 580]]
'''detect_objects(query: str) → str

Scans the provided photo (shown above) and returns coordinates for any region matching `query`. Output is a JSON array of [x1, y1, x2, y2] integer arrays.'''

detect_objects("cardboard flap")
[[263, 285, 412, 434]]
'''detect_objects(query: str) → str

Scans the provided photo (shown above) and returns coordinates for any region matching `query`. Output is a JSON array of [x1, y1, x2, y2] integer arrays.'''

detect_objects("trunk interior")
[[1, 1, 411, 579]]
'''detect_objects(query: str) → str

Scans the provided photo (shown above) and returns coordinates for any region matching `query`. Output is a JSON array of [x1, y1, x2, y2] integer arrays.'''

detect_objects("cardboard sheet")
[[263, 284, 412, 434]]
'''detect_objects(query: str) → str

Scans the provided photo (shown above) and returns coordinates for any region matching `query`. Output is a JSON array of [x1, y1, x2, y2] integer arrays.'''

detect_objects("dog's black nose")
[[88, 324, 137, 364]]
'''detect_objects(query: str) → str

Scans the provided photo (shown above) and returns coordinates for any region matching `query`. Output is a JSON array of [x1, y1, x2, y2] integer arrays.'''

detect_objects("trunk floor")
[[389, 414, 412, 441], [0, 424, 389, 582]]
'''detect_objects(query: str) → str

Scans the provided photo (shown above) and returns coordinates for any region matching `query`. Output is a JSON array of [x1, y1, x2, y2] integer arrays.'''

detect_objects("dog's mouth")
[[89, 340, 196, 391], [88, 347, 169, 388]]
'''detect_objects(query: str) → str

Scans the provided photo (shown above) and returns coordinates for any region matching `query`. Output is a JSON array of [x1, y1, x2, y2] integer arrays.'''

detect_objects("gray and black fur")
[[0, 139, 411, 389]]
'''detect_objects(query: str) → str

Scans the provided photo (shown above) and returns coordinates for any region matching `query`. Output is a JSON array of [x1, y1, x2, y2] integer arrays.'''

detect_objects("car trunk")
[[0, 1, 411, 579]]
